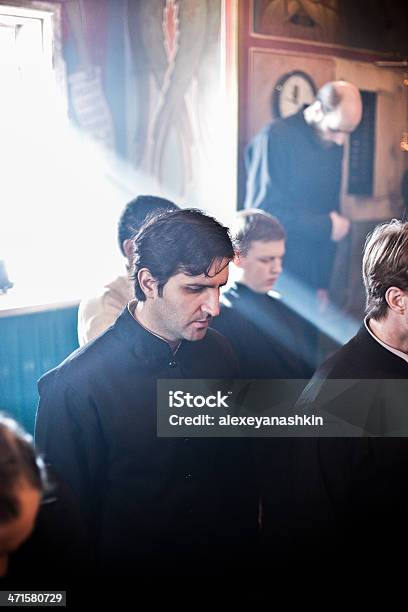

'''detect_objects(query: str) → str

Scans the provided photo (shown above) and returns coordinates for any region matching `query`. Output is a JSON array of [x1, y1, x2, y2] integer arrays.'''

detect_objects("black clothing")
[[212, 282, 315, 378], [301, 323, 408, 381], [35, 307, 258, 576], [298, 323, 408, 433], [212, 282, 316, 572], [288, 324, 408, 572], [244, 109, 343, 289]]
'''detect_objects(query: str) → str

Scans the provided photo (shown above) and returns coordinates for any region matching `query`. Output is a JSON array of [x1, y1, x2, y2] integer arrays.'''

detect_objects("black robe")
[[35, 307, 258, 577], [244, 109, 343, 289], [284, 324, 408, 573], [212, 282, 316, 379]]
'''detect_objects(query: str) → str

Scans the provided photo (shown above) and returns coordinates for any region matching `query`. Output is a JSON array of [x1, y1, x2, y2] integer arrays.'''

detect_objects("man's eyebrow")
[[184, 280, 228, 288]]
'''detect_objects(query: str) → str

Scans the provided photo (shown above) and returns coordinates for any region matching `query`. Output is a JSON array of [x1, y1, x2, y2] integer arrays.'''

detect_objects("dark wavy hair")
[[0, 415, 47, 524], [132, 209, 234, 301], [117, 195, 178, 256]]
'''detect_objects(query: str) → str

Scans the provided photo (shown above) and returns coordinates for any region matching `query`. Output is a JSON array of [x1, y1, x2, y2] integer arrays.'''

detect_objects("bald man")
[[244, 80, 362, 306]]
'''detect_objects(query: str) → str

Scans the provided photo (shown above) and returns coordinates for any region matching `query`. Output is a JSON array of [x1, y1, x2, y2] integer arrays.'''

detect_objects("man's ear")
[[309, 100, 324, 123], [385, 286, 406, 315], [123, 239, 134, 263], [137, 268, 158, 299], [234, 251, 243, 268]]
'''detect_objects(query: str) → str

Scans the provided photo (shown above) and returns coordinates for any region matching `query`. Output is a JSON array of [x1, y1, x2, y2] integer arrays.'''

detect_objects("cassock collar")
[[112, 303, 179, 366]]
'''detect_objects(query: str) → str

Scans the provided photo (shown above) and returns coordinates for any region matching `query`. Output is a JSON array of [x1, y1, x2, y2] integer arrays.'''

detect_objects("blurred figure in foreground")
[[0, 415, 87, 588], [0, 416, 45, 578]]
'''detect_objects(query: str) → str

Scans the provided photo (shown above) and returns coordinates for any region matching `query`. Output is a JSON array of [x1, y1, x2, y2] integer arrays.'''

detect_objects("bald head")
[[304, 80, 363, 146]]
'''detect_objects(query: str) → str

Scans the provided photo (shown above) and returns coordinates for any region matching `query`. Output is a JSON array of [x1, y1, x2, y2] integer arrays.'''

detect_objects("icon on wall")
[[272, 70, 316, 118]]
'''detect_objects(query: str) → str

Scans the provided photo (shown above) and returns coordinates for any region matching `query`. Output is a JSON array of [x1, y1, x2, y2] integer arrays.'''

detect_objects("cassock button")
[[185, 473, 192, 479], [169, 360, 177, 367]]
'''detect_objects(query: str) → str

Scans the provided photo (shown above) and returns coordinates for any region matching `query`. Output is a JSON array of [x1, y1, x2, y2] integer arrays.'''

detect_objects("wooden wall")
[[238, 0, 408, 220], [237, 0, 408, 318]]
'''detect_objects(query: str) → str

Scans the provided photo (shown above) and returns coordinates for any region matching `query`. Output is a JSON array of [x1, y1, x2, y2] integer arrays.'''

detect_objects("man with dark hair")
[[288, 220, 408, 572], [36, 209, 258, 578], [244, 80, 362, 306], [117, 195, 178, 256], [78, 194, 178, 345], [213, 209, 315, 377]]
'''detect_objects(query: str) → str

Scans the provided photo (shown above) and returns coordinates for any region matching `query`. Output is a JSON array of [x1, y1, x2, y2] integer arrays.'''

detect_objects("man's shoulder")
[[313, 324, 406, 380], [269, 292, 316, 329], [38, 326, 124, 394], [103, 275, 133, 300], [77, 276, 132, 345], [79, 275, 132, 312], [297, 325, 408, 426], [296, 329, 367, 408], [245, 113, 308, 166], [213, 289, 246, 331], [261, 111, 305, 138], [314, 327, 371, 379], [219, 286, 241, 312], [219, 286, 281, 315]]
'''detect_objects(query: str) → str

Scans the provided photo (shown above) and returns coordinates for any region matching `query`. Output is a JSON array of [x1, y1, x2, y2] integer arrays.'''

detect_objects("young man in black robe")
[[213, 209, 317, 570], [212, 209, 315, 378]]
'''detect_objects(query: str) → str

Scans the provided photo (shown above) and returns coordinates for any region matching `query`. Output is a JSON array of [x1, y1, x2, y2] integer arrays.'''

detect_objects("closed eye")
[[185, 286, 205, 293]]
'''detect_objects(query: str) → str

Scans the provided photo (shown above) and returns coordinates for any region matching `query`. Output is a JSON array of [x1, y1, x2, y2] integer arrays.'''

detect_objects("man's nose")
[[271, 259, 282, 274], [202, 291, 220, 318]]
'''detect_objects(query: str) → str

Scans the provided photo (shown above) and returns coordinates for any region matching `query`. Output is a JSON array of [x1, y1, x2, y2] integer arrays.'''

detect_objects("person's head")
[[118, 195, 179, 264], [363, 220, 408, 322], [306, 80, 363, 146], [0, 416, 47, 577], [233, 209, 286, 293], [132, 209, 234, 343]]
